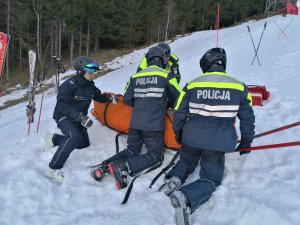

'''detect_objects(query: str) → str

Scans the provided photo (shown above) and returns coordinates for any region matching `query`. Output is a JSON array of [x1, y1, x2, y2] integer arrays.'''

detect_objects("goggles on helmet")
[[84, 61, 100, 74]]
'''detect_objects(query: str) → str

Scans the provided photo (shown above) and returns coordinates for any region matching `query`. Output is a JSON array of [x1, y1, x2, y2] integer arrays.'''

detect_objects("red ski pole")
[[237, 121, 300, 143], [238, 141, 300, 152], [36, 85, 45, 133]]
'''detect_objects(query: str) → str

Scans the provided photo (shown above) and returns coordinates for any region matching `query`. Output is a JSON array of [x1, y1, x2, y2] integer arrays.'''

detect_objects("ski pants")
[[106, 128, 165, 175], [49, 117, 90, 169], [166, 143, 225, 213]]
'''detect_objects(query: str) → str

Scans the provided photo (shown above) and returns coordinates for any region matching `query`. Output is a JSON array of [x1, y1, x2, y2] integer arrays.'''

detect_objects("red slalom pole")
[[216, 1, 220, 47], [36, 85, 45, 133], [237, 121, 300, 143], [238, 141, 300, 152]]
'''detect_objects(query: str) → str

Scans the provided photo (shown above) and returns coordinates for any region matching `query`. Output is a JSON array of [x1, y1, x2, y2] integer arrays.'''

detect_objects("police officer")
[[137, 43, 181, 83], [161, 48, 255, 225], [91, 46, 183, 189], [45, 56, 116, 184]]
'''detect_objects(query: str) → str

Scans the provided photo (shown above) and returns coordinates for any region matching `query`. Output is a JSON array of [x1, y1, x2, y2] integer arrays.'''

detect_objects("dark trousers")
[[49, 117, 90, 169], [106, 128, 165, 175], [167, 143, 225, 213]]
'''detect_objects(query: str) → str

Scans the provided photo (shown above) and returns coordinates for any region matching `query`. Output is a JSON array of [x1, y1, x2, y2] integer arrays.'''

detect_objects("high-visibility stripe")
[[132, 66, 169, 78], [169, 77, 182, 92], [187, 82, 244, 91], [189, 109, 238, 118], [134, 87, 165, 93], [189, 103, 239, 111], [124, 79, 131, 93], [134, 93, 163, 98], [247, 92, 253, 107], [175, 91, 186, 110]]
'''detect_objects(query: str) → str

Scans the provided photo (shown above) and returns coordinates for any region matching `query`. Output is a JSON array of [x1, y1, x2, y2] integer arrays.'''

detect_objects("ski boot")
[[108, 159, 129, 190], [45, 168, 64, 185], [91, 162, 109, 181], [159, 176, 181, 196], [170, 190, 191, 225], [44, 133, 54, 151]]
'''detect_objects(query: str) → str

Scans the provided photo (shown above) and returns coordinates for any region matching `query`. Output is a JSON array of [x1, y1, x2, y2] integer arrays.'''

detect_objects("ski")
[[27, 49, 37, 135], [0, 32, 10, 96]]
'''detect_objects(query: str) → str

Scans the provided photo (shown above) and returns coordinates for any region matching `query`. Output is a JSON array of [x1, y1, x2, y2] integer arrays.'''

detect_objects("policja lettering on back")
[[197, 89, 230, 100], [136, 76, 158, 85]]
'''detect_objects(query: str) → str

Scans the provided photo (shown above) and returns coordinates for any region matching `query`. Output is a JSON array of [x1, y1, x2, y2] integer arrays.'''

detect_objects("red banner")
[[0, 32, 8, 79]]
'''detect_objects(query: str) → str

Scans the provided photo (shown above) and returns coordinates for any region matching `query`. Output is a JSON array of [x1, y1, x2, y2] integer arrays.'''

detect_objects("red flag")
[[0, 32, 8, 79]]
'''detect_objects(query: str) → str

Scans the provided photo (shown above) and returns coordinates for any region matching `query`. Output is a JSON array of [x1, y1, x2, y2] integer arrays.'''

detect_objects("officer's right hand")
[[76, 112, 93, 128], [236, 142, 251, 155]]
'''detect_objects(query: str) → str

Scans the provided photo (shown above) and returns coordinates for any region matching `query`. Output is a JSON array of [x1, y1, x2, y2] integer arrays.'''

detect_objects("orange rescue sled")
[[92, 95, 180, 151]]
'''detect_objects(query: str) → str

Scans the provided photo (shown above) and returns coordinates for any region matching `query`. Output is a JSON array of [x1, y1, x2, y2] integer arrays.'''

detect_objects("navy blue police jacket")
[[123, 65, 183, 131], [173, 67, 255, 152], [53, 74, 109, 122]]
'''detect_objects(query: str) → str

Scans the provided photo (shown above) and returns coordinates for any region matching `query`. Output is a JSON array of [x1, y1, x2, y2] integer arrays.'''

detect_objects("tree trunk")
[[70, 33, 74, 65], [50, 20, 54, 60], [129, 0, 134, 48], [19, 25, 22, 72], [79, 21, 82, 56], [85, 21, 90, 56], [58, 21, 62, 59], [165, 0, 171, 41]]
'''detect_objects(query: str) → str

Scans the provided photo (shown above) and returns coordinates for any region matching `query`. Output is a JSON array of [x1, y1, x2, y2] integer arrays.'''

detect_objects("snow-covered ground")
[[1, 15, 300, 225]]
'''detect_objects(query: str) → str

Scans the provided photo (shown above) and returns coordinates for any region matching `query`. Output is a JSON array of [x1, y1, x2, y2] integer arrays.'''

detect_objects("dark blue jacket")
[[124, 65, 182, 131], [53, 74, 109, 122], [173, 67, 255, 152]]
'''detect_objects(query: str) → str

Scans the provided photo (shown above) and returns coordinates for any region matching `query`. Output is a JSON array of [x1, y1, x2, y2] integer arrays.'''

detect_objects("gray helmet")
[[74, 56, 93, 71], [146, 46, 166, 63], [157, 43, 171, 57], [199, 48, 227, 73]]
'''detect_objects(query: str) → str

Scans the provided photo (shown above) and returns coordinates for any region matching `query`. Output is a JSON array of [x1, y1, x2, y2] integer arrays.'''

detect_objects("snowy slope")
[[1, 15, 300, 225]]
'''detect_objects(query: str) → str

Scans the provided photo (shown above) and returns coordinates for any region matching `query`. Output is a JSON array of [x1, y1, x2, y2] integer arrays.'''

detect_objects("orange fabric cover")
[[92, 95, 180, 150]]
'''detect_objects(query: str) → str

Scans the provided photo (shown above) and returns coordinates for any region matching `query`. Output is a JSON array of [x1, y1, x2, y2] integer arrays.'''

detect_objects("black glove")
[[175, 131, 182, 145], [236, 142, 251, 155], [76, 112, 93, 128], [107, 94, 118, 105], [26, 103, 36, 117]]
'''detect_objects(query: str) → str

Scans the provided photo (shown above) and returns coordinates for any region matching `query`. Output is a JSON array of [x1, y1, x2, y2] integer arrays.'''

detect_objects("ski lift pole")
[[251, 22, 267, 66], [216, 1, 221, 47], [247, 25, 261, 66]]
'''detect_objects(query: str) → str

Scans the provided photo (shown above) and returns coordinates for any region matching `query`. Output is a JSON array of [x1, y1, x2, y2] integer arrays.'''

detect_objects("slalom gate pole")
[[0, 34, 10, 97], [278, 18, 294, 38], [237, 121, 300, 143], [238, 141, 300, 152], [251, 22, 267, 66], [216, 1, 220, 47], [36, 68, 47, 133], [247, 25, 261, 66], [273, 21, 288, 38]]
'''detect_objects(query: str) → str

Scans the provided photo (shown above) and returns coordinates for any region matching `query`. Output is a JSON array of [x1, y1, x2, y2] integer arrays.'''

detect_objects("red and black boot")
[[108, 159, 129, 190], [91, 162, 109, 181]]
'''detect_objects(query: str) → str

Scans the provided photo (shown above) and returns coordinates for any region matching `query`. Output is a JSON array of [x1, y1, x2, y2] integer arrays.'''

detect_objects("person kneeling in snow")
[[160, 48, 255, 225], [91, 46, 182, 190], [44, 56, 116, 184]]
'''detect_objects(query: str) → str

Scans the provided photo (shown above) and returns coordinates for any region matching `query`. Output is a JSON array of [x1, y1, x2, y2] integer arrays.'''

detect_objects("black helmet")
[[74, 56, 99, 74], [146, 46, 166, 64], [157, 43, 171, 58], [199, 48, 227, 73]]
